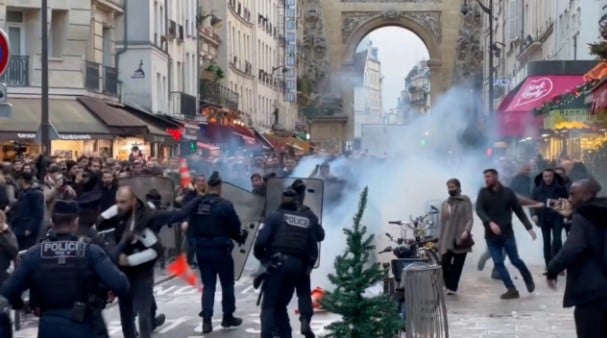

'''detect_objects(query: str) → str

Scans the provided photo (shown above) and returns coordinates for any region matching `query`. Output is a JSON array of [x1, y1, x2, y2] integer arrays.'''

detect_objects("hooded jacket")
[[547, 197, 607, 307]]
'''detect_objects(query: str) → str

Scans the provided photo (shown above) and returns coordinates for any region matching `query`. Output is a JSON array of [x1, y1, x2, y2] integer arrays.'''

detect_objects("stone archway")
[[302, 0, 469, 150]]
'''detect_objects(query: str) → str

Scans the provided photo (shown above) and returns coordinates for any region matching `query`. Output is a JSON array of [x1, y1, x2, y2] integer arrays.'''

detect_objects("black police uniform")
[[187, 171, 245, 333], [254, 191, 318, 338], [2, 231, 129, 338], [0, 295, 12, 338]]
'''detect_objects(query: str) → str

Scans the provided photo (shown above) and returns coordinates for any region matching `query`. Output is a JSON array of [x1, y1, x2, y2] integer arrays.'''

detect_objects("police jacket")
[[299, 205, 324, 242], [254, 205, 318, 266], [111, 198, 197, 276], [1, 232, 129, 313], [188, 194, 243, 247]]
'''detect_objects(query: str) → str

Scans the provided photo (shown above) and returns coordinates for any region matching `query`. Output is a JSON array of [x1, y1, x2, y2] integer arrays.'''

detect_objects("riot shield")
[[118, 176, 177, 254], [264, 177, 324, 268], [222, 182, 265, 281]]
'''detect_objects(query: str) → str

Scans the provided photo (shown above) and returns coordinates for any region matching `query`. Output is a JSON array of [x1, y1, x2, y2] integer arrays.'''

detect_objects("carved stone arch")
[[342, 13, 442, 67]]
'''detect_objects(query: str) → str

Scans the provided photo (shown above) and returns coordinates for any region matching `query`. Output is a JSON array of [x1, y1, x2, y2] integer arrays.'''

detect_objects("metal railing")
[[169, 91, 197, 117], [199, 79, 239, 110], [403, 264, 449, 338], [85, 61, 118, 96], [0, 55, 29, 87]]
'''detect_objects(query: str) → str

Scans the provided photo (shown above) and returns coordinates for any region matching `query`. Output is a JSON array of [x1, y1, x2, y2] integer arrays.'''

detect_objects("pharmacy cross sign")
[[0, 29, 10, 77]]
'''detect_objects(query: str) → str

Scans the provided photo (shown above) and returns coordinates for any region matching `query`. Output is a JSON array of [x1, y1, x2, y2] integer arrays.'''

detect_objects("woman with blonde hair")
[[438, 178, 474, 295]]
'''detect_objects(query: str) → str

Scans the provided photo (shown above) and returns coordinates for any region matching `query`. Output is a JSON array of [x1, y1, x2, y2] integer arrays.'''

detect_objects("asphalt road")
[[12, 270, 339, 338], [11, 263, 576, 337]]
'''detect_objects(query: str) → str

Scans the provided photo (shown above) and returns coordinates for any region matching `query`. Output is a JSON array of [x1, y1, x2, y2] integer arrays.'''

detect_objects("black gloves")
[[236, 228, 248, 245]]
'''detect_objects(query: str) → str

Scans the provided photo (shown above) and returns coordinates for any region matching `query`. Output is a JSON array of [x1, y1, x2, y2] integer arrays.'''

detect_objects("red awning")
[[498, 75, 584, 137]]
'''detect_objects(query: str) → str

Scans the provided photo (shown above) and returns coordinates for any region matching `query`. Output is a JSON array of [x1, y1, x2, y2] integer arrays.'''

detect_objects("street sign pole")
[[41, 0, 51, 155]]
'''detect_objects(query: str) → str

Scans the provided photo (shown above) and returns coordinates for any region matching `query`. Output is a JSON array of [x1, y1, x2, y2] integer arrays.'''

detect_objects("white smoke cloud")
[[296, 86, 544, 290]]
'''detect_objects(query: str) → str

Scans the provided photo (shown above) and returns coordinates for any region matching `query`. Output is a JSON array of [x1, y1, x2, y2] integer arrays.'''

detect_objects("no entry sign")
[[0, 29, 10, 77]]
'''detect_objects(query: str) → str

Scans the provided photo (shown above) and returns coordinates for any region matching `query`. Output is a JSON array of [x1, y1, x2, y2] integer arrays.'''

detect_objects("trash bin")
[[402, 264, 449, 338]]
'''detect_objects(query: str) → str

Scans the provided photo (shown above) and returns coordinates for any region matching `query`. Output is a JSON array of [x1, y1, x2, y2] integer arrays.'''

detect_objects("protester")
[[546, 179, 607, 338]]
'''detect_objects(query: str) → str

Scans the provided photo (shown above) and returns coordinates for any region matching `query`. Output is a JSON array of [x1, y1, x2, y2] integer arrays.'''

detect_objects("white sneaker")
[[445, 289, 457, 296]]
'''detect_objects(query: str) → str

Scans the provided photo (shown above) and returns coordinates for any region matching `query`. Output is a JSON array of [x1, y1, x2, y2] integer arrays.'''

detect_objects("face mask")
[[448, 190, 458, 197]]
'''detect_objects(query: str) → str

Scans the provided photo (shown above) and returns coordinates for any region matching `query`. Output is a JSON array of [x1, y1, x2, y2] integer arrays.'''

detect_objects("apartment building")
[[352, 41, 383, 138], [117, 0, 197, 118], [0, 0, 125, 158], [206, 0, 297, 130]]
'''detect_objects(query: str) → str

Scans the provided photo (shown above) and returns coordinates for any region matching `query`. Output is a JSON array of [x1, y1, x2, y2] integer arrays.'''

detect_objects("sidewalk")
[[447, 265, 575, 338]]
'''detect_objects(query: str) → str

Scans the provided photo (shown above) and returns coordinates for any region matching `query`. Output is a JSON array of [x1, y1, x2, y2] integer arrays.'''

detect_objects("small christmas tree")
[[321, 187, 401, 338]]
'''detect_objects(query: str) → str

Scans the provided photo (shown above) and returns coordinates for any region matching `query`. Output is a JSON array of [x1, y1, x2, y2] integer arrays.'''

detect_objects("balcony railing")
[[85, 61, 118, 96], [199, 79, 239, 111], [0, 55, 29, 87], [170, 91, 197, 117]]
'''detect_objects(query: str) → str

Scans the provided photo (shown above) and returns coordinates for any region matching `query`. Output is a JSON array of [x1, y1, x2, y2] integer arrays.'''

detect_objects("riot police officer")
[[186, 171, 246, 333], [1, 200, 130, 338], [290, 179, 324, 337], [254, 188, 319, 338]]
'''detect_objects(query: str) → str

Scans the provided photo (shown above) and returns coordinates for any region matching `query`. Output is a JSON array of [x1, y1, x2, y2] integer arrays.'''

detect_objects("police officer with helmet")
[[290, 179, 324, 337], [1, 200, 130, 338], [254, 188, 319, 338], [186, 171, 247, 333]]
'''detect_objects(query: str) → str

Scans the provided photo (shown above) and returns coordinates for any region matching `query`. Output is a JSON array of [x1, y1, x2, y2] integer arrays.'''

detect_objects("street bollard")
[[402, 263, 449, 338]]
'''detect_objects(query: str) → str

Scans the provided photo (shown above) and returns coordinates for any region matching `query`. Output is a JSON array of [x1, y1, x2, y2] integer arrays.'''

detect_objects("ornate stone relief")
[[301, 0, 331, 95], [453, 4, 483, 84], [341, 11, 442, 43]]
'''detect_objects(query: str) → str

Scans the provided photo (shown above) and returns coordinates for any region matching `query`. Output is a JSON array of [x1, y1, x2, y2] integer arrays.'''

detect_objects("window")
[[177, 61, 183, 92], [156, 73, 162, 112], [507, 0, 521, 41], [6, 10, 25, 55], [154, 2, 159, 44], [102, 27, 111, 66], [160, 6, 165, 36], [50, 10, 67, 57], [162, 75, 167, 112]]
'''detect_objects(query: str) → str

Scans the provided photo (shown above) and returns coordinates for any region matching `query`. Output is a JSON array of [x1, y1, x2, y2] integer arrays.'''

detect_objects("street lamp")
[[40, 0, 50, 155], [462, 0, 495, 114]]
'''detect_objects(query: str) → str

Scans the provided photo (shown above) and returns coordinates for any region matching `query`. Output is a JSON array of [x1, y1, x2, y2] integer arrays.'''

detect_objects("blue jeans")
[[196, 246, 236, 320], [486, 236, 533, 290]]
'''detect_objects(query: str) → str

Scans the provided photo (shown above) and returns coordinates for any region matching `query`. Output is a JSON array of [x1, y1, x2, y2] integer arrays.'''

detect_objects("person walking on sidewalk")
[[546, 179, 607, 338], [475, 169, 538, 299], [438, 178, 473, 295]]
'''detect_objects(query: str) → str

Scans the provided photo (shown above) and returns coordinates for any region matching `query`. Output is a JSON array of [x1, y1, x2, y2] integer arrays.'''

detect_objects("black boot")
[[153, 314, 166, 330], [202, 319, 212, 333], [301, 318, 315, 338], [221, 315, 243, 328]]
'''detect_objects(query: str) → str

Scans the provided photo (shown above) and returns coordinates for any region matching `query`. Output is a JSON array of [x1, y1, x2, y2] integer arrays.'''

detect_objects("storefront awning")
[[498, 75, 585, 137], [200, 124, 258, 147], [0, 98, 113, 141], [164, 116, 201, 141], [78, 96, 148, 136]]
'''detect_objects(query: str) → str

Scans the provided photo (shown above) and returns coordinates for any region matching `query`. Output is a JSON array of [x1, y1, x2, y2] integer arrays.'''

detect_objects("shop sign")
[[544, 108, 607, 130], [17, 133, 36, 139], [182, 126, 199, 141], [58, 134, 92, 140]]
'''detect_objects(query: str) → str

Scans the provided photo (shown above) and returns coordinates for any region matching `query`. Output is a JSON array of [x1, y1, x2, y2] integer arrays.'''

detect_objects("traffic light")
[[189, 141, 196, 153], [420, 138, 427, 146]]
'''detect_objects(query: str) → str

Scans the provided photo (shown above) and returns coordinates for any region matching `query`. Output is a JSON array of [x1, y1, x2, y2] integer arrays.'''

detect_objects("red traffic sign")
[[0, 29, 10, 77]]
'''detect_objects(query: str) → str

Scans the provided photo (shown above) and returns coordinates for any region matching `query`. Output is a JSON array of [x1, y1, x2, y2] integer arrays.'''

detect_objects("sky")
[[356, 26, 430, 112]]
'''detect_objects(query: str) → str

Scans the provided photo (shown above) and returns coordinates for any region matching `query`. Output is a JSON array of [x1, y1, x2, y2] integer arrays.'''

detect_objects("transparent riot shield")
[[222, 182, 265, 281], [264, 177, 324, 268], [118, 176, 177, 254]]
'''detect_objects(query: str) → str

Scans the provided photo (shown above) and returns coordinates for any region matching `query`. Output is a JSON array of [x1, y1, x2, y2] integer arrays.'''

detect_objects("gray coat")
[[438, 195, 474, 255]]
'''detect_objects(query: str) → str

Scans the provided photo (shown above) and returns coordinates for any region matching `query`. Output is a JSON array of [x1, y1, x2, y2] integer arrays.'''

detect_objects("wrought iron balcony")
[[199, 79, 239, 111], [85, 61, 118, 96], [0, 55, 29, 87], [170, 92, 197, 117]]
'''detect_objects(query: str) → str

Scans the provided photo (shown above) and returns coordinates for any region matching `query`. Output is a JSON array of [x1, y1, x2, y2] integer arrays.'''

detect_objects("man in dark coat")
[[546, 179, 607, 338], [10, 172, 44, 250], [531, 169, 569, 268]]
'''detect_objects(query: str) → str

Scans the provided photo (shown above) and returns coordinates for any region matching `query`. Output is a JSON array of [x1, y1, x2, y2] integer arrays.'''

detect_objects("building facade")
[[352, 41, 383, 138], [0, 0, 125, 159], [205, 0, 297, 130], [118, 0, 197, 118]]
